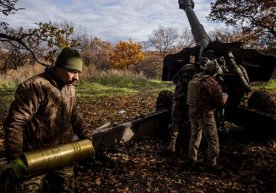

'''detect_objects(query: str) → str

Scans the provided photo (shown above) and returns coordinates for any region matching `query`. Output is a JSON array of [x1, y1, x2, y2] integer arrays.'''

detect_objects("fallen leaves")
[[73, 94, 275, 193], [79, 93, 157, 130], [0, 92, 275, 192]]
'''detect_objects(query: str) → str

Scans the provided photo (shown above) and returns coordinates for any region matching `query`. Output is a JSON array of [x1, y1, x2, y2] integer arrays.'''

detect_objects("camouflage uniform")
[[11, 165, 74, 193], [167, 63, 202, 152], [4, 66, 90, 193], [187, 73, 225, 166]]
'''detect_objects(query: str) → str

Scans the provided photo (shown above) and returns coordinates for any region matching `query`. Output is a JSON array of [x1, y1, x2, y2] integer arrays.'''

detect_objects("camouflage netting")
[[248, 90, 276, 114], [155, 90, 173, 111]]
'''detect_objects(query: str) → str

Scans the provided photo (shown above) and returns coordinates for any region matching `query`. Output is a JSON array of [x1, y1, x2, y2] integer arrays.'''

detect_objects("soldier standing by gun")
[[3, 47, 92, 193], [166, 0, 213, 154], [166, 57, 207, 153], [187, 61, 228, 170]]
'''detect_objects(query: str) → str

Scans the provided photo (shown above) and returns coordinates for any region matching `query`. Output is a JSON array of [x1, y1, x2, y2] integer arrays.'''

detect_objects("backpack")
[[187, 74, 202, 107]]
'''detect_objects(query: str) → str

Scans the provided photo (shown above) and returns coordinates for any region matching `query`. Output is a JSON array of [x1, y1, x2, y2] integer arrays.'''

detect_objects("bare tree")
[[177, 27, 195, 50], [80, 36, 113, 70], [209, 28, 245, 42], [146, 26, 179, 60]]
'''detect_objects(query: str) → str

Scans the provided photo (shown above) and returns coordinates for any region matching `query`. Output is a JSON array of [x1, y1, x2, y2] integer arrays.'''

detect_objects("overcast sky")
[[4, 0, 225, 42]]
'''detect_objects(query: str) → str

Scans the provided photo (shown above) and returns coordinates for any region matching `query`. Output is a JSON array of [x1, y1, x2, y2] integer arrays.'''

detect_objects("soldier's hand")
[[10, 158, 28, 179]]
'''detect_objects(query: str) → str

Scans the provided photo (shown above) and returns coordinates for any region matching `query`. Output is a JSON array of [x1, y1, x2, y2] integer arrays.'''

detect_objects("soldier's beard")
[[70, 79, 79, 85]]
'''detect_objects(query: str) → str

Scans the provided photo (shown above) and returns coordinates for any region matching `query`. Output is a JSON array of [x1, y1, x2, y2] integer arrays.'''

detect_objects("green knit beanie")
[[55, 47, 83, 72]]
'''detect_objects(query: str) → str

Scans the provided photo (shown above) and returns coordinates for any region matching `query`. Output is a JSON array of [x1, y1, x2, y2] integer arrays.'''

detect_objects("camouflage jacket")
[[188, 74, 225, 118], [172, 64, 199, 101], [4, 67, 91, 161]]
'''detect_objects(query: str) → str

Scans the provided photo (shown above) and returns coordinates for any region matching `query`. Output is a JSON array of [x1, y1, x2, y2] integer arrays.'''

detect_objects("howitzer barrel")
[[179, 0, 211, 55], [22, 139, 94, 175]]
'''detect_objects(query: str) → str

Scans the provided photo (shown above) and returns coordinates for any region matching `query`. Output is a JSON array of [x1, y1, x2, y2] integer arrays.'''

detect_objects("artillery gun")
[[66, 0, 276, 150], [0, 1, 275, 185], [161, 0, 276, 131]]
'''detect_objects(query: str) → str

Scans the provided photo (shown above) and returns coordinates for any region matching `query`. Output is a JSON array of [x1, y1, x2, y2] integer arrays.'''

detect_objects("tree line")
[[0, 0, 275, 78]]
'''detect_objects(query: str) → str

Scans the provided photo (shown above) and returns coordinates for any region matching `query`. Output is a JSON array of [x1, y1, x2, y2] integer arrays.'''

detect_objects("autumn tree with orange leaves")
[[110, 40, 144, 70]]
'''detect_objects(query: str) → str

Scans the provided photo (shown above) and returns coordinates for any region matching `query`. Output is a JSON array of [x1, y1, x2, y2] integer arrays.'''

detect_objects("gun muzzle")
[[22, 139, 94, 175]]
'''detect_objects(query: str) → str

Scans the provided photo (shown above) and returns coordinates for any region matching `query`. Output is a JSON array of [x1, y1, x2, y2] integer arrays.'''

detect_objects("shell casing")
[[22, 139, 94, 175]]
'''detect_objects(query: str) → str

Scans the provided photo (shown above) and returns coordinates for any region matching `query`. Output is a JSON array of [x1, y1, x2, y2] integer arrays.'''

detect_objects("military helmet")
[[198, 57, 210, 65], [55, 47, 83, 72], [203, 60, 220, 75], [202, 49, 216, 60]]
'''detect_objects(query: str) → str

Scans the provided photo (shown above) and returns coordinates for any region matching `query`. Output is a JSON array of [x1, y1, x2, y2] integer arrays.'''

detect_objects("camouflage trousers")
[[8, 165, 74, 193], [188, 114, 219, 166], [169, 100, 189, 139]]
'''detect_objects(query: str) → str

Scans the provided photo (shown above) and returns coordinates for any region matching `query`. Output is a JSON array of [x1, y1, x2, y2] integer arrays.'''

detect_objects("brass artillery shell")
[[22, 139, 94, 175]]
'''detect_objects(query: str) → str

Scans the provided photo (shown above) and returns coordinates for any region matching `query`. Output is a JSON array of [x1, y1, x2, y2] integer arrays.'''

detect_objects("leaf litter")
[[74, 94, 276, 193], [0, 93, 275, 193]]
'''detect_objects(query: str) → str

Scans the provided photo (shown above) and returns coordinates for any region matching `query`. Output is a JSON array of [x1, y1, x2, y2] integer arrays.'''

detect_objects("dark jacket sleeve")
[[4, 83, 42, 161], [71, 101, 92, 141]]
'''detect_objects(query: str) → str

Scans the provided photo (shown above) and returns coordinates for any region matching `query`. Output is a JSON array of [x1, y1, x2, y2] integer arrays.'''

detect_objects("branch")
[[0, 32, 48, 66], [0, 0, 24, 16]]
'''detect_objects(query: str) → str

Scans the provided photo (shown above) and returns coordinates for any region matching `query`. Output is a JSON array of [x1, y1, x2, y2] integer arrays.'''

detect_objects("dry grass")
[[81, 65, 146, 81], [0, 64, 44, 85], [0, 64, 147, 86]]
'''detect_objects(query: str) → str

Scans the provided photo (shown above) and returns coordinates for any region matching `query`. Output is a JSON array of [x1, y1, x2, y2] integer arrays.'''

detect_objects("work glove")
[[10, 158, 28, 179]]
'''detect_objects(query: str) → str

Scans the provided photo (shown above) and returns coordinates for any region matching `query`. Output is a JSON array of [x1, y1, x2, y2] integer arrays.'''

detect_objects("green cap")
[[55, 47, 83, 72]]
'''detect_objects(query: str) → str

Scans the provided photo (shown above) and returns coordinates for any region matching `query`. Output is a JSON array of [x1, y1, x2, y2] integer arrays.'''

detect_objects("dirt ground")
[[0, 93, 275, 193], [73, 94, 276, 193]]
